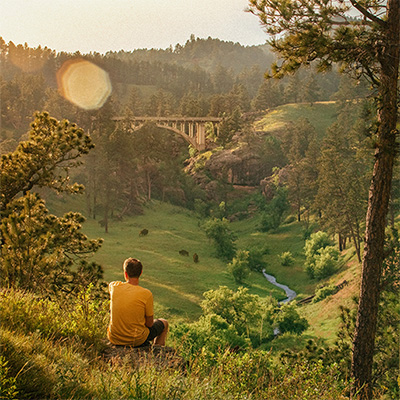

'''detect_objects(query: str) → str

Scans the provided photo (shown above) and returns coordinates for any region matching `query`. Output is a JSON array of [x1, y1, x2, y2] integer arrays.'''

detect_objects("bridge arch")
[[113, 116, 222, 151]]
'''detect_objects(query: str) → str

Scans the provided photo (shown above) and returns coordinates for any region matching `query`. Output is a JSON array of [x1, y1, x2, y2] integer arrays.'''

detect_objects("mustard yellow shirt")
[[107, 281, 154, 346]]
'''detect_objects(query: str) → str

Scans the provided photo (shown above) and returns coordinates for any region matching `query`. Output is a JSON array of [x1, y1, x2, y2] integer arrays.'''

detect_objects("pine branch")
[[349, 0, 386, 27]]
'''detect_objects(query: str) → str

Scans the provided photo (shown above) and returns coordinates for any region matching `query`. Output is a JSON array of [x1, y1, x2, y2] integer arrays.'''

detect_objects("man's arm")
[[145, 315, 154, 328], [145, 291, 154, 328]]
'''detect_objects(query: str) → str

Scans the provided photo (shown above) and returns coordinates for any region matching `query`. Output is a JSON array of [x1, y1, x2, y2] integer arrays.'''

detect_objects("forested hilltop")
[[0, 30, 399, 400], [0, 35, 373, 227], [1, 35, 352, 142]]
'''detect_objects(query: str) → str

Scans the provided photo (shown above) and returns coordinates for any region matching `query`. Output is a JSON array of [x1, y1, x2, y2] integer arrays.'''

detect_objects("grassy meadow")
[[43, 101, 362, 340], [255, 102, 338, 138], [47, 191, 358, 342], [49, 196, 312, 320]]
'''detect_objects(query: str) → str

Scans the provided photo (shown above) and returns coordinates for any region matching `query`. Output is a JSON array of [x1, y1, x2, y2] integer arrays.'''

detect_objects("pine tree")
[[0, 113, 103, 295], [249, 1, 400, 397]]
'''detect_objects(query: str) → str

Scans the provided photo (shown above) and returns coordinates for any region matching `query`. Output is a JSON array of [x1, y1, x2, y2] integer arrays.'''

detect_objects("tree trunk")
[[351, 2, 400, 398], [146, 171, 152, 201]]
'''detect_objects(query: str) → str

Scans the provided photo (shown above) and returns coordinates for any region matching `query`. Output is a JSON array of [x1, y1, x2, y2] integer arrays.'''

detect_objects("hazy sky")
[[1, 0, 269, 54]]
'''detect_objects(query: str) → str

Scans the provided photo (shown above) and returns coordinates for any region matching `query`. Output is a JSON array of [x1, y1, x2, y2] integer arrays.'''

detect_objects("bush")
[[304, 231, 333, 260], [246, 247, 266, 272], [279, 251, 295, 266], [304, 231, 340, 279], [194, 198, 211, 218], [0, 356, 18, 400], [314, 247, 339, 279], [274, 304, 309, 335], [172, 314, 250, 359], [228, 250, 250, 283], [200, 286, 276, 347], [259, 187, 289, 232], [313, 285, 338, 303], [259, 212, 281, 232], [203, 217, 237, 260]]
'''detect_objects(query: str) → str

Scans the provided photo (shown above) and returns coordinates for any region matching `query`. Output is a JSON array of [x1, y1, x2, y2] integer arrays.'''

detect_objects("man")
[[107, 257, 168, 347]]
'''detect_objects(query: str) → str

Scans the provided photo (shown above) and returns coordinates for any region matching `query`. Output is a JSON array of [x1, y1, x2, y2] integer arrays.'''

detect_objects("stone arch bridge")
[[113, 116, 222, 151]]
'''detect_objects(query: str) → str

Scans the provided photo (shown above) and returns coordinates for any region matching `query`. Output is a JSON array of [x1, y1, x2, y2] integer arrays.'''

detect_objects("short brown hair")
[[123, 258, 143, 278]]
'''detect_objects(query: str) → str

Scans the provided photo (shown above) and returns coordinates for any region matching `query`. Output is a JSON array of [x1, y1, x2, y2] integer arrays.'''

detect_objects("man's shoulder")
[[108, 281, 126, 293], [109, 281, 124, 288], [137, 286, 153, 297]]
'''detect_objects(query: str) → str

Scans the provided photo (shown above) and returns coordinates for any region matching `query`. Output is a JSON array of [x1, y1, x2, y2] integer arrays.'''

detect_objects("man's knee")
[[160, 318, 169, 332]]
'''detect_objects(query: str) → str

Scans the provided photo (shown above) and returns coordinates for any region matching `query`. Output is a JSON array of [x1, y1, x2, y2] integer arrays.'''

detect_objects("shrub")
[[247, 247, 266, 272], [228, 250, 250, 283], [314, 247, 339, 279], [304, 231, 340, 279], [203, 217, 237, 260], [0, 356, 18, 400], [279, 251, 295, 266], [313, 285, 338, 303], [259, 212, 281, 232], [259, 187, 289, 232], [274, 304, 309, 335], [194, 198, 210, 218], [199, 286, 276, 347], [172, 314, 250, 359], [304, 231, 333, 260], [302, 225, 314, 240]]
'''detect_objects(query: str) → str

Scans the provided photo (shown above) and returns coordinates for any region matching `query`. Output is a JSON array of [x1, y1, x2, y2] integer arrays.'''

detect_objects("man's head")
[[123, 258, 143, 279]]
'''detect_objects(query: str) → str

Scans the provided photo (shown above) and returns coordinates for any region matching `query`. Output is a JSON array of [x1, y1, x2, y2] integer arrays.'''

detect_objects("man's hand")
[[145, 315, 154, 328]]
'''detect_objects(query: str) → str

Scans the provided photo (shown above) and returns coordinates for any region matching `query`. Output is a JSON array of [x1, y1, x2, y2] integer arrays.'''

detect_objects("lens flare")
[[57, 59, 112, 110]]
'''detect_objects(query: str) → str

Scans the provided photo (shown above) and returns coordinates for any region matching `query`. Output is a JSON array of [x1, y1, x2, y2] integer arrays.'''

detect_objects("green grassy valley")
[[42, 100, 364, 337], [49, 191, 358, 345], [1, 11, 399, 395]]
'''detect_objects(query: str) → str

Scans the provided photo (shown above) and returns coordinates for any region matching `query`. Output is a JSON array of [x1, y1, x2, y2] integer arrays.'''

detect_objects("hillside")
[[47, 188, 361, 346], [254, 101, 338, 138], [44, 101, 358, 333], [49, 196, 299, 319], [3, 99, 398, 400]]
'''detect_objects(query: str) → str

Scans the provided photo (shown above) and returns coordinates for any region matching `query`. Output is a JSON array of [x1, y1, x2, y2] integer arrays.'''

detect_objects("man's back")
[[107, 281, 153, 346]]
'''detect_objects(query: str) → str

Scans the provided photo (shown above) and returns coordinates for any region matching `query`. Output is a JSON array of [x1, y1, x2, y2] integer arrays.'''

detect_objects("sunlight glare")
[[56, 58, 112, 110]]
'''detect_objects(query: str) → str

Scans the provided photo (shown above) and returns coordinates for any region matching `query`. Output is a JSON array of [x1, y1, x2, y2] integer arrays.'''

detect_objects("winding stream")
[[262, 269, 297, 303]]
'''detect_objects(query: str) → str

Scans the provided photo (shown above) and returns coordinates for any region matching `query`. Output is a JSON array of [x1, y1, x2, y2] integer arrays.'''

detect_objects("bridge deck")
[[112, 116, 222, 123]]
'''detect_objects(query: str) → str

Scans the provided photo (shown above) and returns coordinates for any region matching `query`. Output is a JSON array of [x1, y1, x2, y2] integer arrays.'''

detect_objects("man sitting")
[[107, 257, 168, 347]]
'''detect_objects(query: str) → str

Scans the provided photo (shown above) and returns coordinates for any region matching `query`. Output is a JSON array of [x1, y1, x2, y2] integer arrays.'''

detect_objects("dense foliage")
[[203, 217, 237, 260], [0, 113, 104, 296]]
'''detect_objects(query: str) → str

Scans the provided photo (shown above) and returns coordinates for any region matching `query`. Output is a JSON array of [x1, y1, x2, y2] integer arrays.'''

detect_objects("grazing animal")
[[139, 229, 149, 237], [179, 250, 189, 256], [193, 253, 199, 263]]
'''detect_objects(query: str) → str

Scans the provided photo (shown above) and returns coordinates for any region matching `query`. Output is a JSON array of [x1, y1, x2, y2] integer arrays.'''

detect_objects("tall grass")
[[0, 288, 346, 399], [4, 287, 397, 399]]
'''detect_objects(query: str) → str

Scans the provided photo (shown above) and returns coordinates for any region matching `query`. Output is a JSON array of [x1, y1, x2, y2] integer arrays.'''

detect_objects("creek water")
[[262, 269, 297, 336], [262, 269, 297, 304]]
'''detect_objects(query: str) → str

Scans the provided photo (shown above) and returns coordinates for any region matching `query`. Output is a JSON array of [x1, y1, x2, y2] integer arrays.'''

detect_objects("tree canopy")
[[0, 113, 103, 295], [248, 1, 399, 398]]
